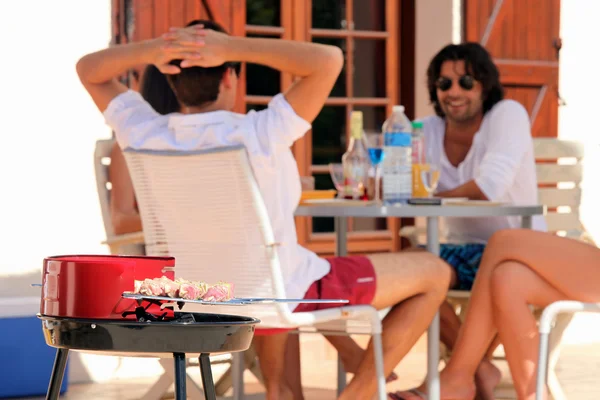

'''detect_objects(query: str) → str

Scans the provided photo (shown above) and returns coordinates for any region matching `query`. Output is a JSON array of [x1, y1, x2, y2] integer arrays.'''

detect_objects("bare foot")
[[474, 360, 501, 400], [389, 369, 476, 400]]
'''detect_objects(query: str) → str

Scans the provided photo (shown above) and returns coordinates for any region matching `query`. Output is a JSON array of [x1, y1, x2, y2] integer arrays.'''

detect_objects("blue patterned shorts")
[[439, 243, 486, 290]]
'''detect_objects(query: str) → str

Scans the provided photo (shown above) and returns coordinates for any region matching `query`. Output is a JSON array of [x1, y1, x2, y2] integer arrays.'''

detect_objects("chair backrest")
[[94, 139, 117, 239], [123, 146, 294, 327], [533, 138, 589, 241]]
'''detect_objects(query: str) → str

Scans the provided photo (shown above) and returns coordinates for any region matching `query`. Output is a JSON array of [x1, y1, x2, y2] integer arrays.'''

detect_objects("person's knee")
[[487, 228, 533, 252], [487, 229, 517, 250], [427, 253, 452, 293]]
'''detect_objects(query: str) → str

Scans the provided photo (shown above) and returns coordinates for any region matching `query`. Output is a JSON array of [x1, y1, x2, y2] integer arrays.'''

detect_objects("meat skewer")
[[133, 276, 233, 301]]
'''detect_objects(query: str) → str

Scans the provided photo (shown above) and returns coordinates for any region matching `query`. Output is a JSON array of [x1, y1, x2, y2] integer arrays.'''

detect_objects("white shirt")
[[103, 90, 331, 300], [419, 99, 547, 244]]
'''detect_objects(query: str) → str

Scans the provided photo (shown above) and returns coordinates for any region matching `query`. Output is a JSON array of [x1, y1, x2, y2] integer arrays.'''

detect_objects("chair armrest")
[[102, 231, 145, 246]]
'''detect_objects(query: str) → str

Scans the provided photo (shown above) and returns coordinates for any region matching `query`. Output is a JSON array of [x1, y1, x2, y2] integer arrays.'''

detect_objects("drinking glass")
[[365, 132, 385, 202], [328, 163, 345, 197], [420, 163, 441, 197]]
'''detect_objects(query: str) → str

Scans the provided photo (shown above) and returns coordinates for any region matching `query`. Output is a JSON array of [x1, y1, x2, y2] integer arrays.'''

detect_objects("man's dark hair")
[[427, 42, 504, 117], [167, 19, 240, 107], [140, 64, 180, 115]]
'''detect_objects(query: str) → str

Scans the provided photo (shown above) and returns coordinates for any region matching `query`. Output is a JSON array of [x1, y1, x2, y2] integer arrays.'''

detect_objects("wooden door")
[[465, 0, 562, 138]]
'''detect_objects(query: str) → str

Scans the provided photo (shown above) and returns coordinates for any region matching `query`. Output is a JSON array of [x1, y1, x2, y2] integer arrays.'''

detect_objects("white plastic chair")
[[536, 301, 600, 400], [93, 138, 145, 255], [94, 139, 262, 399], [123, 145, 387, 400]]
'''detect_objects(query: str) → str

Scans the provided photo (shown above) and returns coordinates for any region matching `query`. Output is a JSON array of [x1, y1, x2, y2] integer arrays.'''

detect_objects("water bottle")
[[382, 105, 412, 204]]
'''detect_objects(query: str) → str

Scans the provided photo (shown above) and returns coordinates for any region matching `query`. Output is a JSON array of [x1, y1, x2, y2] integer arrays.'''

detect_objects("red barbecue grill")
[[37, 255, 347, 400], [37, 255, 258, 400]]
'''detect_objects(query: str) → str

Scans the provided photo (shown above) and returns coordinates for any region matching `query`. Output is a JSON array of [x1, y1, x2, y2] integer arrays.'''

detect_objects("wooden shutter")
[[465, 0, 562, 138]]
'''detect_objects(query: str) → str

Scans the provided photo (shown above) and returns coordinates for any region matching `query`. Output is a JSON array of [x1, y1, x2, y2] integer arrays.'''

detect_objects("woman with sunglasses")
[[397, 43, 546, 399]]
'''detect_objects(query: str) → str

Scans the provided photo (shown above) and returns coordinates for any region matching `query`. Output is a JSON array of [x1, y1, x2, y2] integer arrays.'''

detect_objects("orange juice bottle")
[[411, 121, 428, 197]]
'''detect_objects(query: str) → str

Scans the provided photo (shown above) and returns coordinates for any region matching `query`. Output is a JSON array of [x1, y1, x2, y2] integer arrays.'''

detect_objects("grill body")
[[41, 255, 175, 320]]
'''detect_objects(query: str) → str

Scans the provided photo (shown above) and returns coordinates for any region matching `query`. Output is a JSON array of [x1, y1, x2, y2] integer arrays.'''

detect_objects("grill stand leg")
[[173, 353, 187, 400], [199, 353, 217, 400], [46, 348, 69, 400]]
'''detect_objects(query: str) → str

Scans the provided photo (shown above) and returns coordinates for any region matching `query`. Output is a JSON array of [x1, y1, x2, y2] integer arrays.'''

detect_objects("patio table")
[[295, 201, 545, 400]]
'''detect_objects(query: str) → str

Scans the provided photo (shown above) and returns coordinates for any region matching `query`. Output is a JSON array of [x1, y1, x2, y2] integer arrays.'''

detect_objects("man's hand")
[[76, 25, 205, 112], [160, 25, 232, 71]]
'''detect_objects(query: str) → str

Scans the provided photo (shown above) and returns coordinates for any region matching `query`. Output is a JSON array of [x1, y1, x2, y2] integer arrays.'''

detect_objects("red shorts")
[[254, 255, 377, 336]]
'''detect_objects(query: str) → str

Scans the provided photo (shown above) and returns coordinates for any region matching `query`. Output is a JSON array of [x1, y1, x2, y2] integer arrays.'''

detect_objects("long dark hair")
[[139, 64, 180, 115], [427, 42, 504, 117]]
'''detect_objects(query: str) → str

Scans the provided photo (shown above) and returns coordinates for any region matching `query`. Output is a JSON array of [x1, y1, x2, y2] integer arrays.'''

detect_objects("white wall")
[[557, 0, 600, 345], [414, 0, 462, 119], [558, 0, 600, 243], [0, 2, 111, 282], [0, 1, 167, 384]]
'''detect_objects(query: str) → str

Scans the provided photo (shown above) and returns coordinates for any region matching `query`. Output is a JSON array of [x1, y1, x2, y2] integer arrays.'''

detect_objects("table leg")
[[199, 353, 217, 400], [46, 348, 69, 400], [426, 216, 441, 400], [522, 215, 533, 229], [173, 353, 187, 400], [334, 216, 348, 396]]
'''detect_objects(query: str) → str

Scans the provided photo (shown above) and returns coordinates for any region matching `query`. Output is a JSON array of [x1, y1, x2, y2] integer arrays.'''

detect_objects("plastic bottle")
[[382, 105, 412, 204]]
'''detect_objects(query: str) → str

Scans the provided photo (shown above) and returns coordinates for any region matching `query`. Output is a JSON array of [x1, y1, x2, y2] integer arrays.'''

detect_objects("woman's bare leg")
[[283, 334, 304, 400], [488, 232, 600, 399], [490, 261, 567, 400], [392, 229, 600, 400]]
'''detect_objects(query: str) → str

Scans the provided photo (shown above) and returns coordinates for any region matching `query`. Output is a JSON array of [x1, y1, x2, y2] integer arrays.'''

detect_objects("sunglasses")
[[225, 62, 242, 76], [436, 75, 475, 91]]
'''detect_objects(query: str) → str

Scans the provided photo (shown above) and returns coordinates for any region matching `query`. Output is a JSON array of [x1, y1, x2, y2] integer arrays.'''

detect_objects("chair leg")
[[536, 332, 551, 400], [547, 369, 567, 400], [337, 355, 347, 396], [372, 333, 386, 400], [545, 313, 573, 400]]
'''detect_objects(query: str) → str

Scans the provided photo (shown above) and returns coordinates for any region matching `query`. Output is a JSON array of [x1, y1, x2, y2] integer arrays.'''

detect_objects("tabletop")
[[295, 201, 545, 218]]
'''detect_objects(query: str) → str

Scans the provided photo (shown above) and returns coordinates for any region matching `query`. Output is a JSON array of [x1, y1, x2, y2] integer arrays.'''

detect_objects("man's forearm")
[[227, 36, 342, 77], [437, 180, 489, 200], [77, 40, 157, 85]]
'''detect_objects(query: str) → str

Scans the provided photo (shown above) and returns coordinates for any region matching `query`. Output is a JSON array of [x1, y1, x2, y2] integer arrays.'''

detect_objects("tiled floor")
[[17, 335, 600, 399]]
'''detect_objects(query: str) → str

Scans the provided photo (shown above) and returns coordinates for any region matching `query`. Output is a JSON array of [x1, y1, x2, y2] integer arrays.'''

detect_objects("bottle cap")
[[392, 105, 405, 113], [412, 121, 423, 129]]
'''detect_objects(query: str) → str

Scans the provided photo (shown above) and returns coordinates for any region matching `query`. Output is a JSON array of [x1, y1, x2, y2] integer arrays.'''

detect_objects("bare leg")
[[324, 335, 399, 382], [393, 229, 600, 400], [254, 333, 294, 400], [337, 251, 451, 400], [283, 334, 304, 400], [440, 300, 461, 350]]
